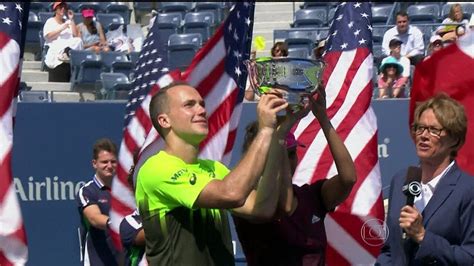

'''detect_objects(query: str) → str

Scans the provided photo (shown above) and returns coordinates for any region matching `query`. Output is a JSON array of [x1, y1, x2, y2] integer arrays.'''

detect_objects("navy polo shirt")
[[120, 210, 146, 266], [76, 176, 120, 266]]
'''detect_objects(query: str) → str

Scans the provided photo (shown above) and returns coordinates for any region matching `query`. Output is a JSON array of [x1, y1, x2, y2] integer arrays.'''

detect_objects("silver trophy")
[[244, 57, 325, 110]]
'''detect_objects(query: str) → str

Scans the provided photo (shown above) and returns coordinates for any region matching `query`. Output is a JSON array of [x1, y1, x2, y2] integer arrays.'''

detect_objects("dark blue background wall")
[[12, 100, 417, 265]]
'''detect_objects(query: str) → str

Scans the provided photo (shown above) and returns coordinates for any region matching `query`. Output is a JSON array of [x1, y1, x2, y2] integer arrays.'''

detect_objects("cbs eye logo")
[[360, 218, 389, 247], [408, 181, 421, 196]]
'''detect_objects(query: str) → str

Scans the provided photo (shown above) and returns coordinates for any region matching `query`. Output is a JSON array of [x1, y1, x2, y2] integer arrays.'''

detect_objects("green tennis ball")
[[253, 36, 266, 51]]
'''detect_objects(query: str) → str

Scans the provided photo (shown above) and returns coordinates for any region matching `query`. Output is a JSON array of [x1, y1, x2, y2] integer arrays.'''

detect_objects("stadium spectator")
[[106, 25, 135, 53], [378, 38, 410, 98], [382, 11, 424, 65], [425, 35, 444, 60], [234, 87, 357, 266], [436, 4, 469, 42], [244, 42, 289, 101], [76, 138, 121, 266], [77, 9, 110, 53], [134, 82, 289, 265], [43, 1, 83, 69], [376, 94, 474, 265]]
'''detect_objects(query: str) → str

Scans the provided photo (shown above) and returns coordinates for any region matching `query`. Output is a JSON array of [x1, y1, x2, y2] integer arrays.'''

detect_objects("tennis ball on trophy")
[[253, 36, 266, 51]]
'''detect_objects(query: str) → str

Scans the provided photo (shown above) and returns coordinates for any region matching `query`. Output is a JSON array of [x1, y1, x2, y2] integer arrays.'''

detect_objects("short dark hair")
[[149, 81, 192, 138], [396, 10, 409, 19], [93, 138, 117, 159]]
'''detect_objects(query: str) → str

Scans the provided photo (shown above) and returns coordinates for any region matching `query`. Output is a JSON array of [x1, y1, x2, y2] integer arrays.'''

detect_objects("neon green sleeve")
[[137, 155, 230, 211]]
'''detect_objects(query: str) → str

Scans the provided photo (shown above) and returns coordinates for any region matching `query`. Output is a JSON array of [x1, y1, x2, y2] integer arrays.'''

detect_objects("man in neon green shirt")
[[135, 81, 301, 265]]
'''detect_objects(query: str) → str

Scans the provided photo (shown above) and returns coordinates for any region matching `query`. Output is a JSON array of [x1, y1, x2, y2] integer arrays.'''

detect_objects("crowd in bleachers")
[[20, 2, 473, 102], [269, 1, 473, 101], [22, 1, 232, 102]]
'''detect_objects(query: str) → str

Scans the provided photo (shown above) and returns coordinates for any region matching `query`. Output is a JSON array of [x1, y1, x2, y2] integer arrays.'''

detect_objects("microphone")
[[401, 166, 422, 240]]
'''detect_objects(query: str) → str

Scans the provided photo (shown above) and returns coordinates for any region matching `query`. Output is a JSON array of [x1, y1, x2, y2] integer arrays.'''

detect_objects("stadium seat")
[[417, 25, 435, 46], [100, 73, 132, 100], [292, 8, 327, 28], [300, 1, 338, 10], [407, 4, 440, 23], [77, 2, 103, 13], [30, 2, 49, 15], [65, 2, 80, 12], [38, 12, 54, 23], [71, 12, 83, 25], [285, 30, 316, 57], [100, 51, 133, 76], [371, 2, 395, 6], [26, 12, 42, 60], [194, 2, 223, 24], [167, 33, 202, 71], [372, 44, 384, 67], [129, 51, 140, 66], [70, 50, 103, 90], [155, 12, 183, 47], [372, 4, 393, 25], [288, 47, 310, 59], [105, 3, 132, 25], [183, 11, 215, 42], [19, 90, 50, 102], [159, 2, 194, 17], [441, 3, 474, 20], [317, 29, 329, 40], [372, 26, 387, 44], [133, 2, 156, 24], [327, 7, 336, 25], [96, 13, 125, 32]]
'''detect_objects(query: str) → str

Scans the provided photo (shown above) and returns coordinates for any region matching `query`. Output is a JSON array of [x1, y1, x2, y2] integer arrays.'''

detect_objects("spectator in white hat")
[[425, 35, 444, 60]]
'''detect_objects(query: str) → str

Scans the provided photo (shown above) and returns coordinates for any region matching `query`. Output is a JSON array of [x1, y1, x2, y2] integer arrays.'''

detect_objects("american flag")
[[110, 2, 255, 248], [0, 2, 28, 265], [292, 2, 384, 265]]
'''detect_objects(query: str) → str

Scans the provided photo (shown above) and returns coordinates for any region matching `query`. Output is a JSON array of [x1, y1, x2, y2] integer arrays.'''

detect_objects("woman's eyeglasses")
[[412, 124, 444, 137]]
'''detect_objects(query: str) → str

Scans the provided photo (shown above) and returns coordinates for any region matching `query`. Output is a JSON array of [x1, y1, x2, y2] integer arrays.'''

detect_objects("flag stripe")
[[310, 78, 372, 184], [325, 214, 376, 264], [294, 49, 371, 185], [190, 58, 226, 98], [292, 3, 383, 264], [0, 5, 29, 264], [0, 151, 13, 203]]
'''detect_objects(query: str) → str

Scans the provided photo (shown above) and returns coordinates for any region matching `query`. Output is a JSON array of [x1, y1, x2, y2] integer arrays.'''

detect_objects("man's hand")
[[399, 205, 425, 243], [257, 89, 288, 132]]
